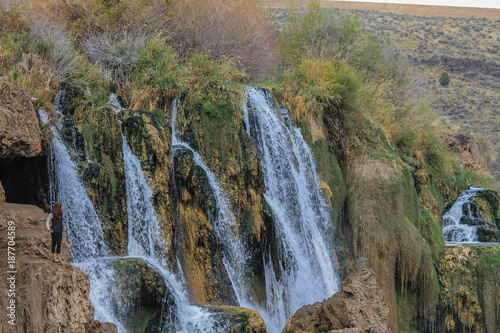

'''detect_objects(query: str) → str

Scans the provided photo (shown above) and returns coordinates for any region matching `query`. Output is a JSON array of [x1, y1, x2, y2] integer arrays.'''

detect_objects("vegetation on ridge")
[[1, 0, 498, 332]]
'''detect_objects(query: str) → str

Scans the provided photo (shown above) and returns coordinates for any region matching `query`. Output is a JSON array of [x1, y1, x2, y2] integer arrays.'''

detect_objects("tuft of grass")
[[29, 21, 81, 83], [83, 31, 147, 84], [282, 57, 360, 120], [122, 35, 186, 110]]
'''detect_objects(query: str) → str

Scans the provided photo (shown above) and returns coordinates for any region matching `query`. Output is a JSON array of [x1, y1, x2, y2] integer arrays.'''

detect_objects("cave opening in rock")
[[0, 155, 50, 210]]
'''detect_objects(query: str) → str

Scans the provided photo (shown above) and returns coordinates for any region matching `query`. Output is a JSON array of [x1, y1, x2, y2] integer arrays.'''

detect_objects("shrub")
[[282, 57, 360, 120], [124, 35, 185, 110], [439, 71, 450, 86], [29, 21, 81, 83], [83, 31, 147, 83], [184, 53, 246, 112], [41, 0, 169, 41], [280, 2, 361, 68], [0, 5, 30, 73], [168, 0, 278, 81], [279, 1, 418, 107]]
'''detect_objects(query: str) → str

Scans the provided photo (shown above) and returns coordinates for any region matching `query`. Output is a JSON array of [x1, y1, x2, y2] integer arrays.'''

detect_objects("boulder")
[[0, 77, 43, 158], [283, 257, 391, 333]]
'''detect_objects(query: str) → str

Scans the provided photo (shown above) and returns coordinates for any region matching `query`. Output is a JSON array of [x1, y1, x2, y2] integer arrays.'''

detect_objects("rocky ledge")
[[283, 257, 391, 333], [0, 202, 117, 333]]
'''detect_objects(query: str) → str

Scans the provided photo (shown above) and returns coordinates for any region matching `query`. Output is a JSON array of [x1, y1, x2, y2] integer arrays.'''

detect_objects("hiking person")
[[45, 202, 67, 263]]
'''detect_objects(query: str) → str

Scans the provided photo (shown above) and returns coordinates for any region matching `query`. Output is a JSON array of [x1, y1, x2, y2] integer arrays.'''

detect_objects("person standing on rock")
[[45, 202, 66, 263]]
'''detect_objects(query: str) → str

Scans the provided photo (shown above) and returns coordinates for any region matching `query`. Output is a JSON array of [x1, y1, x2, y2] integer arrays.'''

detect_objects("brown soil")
[[263, 0, 500, 20]]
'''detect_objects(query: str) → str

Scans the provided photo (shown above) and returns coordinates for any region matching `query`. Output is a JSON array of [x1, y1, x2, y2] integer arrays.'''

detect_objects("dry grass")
[[168, 0, 278, 81], [263, 0, 500, 20]]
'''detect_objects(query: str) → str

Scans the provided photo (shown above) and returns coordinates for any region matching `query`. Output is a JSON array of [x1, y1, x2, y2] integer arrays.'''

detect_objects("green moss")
[[301, 120, 346, 212], [474, 190, 500, 228], [477, 249, 500, 333], [439, 246, 500, 333]]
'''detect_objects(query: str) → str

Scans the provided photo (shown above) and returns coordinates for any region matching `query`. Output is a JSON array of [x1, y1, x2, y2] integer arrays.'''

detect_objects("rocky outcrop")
[[0, 77, 43, 158], [283, 257, 391, 333], [445, 134, 487, 172], [215, 306, 267, 333], [0, 202, 117, 333]]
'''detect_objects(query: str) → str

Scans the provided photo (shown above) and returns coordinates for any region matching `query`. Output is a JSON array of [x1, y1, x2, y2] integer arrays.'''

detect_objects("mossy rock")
[[438, 246, 500, 333], [111, 258, 176, 333], [213, 306, 267, 333]]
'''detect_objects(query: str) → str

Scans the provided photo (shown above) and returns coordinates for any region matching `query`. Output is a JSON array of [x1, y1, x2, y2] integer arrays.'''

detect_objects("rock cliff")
[[0, 202, 117, 333], [283, 258, 391, 333], [0, 77, 43, 158]]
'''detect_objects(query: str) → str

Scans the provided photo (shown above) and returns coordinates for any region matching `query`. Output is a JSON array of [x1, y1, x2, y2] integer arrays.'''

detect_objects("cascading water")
[[41, 103, 125, 331], [443, 186, 485, 243], [122, 134, 222, 332], [169, 98, 250, 305], [242, 86, 341, 332]]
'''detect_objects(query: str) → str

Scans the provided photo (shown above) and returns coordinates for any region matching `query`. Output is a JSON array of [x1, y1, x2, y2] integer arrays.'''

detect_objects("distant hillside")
[[263, 0, 500, 20], [268, 4, 500, 181]]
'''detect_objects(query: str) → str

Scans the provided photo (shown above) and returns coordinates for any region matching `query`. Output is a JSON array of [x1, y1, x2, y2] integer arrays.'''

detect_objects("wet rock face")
[[283, 257, 391, 333], [0, 77, 43, 158], [214, 306, 267, 333], [444, 134, 487, 172]]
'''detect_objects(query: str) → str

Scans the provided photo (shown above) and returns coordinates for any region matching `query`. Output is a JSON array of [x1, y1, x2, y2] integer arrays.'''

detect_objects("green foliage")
[[439, 71, 450, 86], [439, 246, 500, 333], [0, 6, 30, 73], [474, 190, 500, 228], [184, 54, 245, 113], [478, 250, 500, 333], [280, 1, 361, 68], [126, 35, 184, 110], [282, 58, 361, 120]]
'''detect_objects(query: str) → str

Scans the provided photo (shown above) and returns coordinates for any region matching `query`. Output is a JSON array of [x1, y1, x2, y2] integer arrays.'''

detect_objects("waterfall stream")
[[44, 87, 342, 333], [442, 186, 500, 245], [442, 186, 483, 243], [242, 86, 341, 332], [122, 135, 222, 332], [41, 102, 124, 330], [170, 98, 250, 306]]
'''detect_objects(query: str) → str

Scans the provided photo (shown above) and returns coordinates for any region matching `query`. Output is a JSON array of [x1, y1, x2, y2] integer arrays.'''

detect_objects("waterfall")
[[41, 103, 124, 330], [122, 134, 222, 332], [242, 86, 341, 332], [443, 186, 484, 243], [170, 98, 250, 304], [44, 106, 109, 262]]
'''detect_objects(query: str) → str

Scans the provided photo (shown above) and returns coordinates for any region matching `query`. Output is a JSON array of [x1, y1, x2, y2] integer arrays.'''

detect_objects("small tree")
[[439, 72, 450, 86]]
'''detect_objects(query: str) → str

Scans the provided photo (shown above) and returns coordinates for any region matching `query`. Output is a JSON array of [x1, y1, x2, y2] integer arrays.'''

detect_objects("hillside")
[[267, 2, 500, 183]]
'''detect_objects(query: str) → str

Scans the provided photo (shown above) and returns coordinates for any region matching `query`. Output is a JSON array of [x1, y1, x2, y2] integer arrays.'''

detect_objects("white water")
[[442, 186, 484, 243], [169, 98, 251, 306], [122, 134, 222, 332], [45, 88, 342, 332], [44, 91, 225, 332], [242, 86, 341, 332], [108, 93, 126, 112], [42, 99, 122, 328]]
